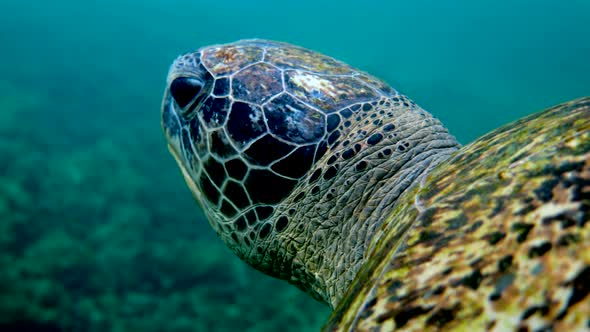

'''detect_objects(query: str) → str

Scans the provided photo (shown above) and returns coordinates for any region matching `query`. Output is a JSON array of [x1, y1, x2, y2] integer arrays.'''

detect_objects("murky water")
[[0, 0, 588, 330]]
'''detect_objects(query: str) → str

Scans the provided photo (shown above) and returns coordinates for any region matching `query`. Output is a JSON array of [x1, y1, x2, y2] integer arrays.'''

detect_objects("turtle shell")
[[325, 97, 590, 331]]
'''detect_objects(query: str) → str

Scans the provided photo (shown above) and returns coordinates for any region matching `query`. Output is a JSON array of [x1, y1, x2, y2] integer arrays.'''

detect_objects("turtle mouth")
[[161, 89, 180, 140], [167, 140, 203, 204], [161, 93, 204, 206], [162, 90, 182, 157], [161, 92, 184, 176]]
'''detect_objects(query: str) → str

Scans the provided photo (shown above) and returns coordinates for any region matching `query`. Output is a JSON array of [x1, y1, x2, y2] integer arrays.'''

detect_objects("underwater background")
[[0, 0, 588, 331]]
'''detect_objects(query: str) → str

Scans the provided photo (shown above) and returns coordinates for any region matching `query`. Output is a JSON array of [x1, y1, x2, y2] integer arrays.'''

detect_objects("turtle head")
[[162, 39, 460, 306], [162, 39, 330, 256]]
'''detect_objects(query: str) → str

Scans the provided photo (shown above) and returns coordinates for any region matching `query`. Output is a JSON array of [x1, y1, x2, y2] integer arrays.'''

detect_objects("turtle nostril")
[[170, 77, 203, 109]]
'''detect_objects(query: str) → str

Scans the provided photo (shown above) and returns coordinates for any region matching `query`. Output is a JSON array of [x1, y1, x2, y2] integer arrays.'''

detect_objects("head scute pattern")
[[163, 40, 407, 257]]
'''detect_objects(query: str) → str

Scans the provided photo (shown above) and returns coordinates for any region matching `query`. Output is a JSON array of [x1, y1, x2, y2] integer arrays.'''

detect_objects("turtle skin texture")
[[162, 40, 461, 305], [325, 97, 590, 331]]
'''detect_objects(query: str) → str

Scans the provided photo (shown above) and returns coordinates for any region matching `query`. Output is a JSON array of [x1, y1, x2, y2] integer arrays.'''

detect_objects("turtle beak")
[[168, 141, 204, 205], [161, 89, 181, 141], [161, 88, 203, 205], [161, 86, 187, 178]]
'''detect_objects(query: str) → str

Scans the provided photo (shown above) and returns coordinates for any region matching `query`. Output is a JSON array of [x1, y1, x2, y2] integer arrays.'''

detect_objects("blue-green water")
[[0, 1, 588, 331]]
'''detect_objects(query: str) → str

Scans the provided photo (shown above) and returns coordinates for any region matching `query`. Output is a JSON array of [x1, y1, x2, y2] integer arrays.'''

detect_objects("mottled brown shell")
[[325, 97, 590, 331]]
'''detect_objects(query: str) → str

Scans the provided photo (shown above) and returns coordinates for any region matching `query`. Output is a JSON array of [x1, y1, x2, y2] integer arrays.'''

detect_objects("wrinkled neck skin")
[[262, 96, 460, 308]]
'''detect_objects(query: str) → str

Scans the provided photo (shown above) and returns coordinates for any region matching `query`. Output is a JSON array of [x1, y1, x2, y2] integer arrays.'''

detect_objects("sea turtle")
[[161, 39, 590, 331]]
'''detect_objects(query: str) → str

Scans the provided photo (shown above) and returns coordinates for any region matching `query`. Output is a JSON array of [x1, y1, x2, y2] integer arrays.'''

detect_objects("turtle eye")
[[170, 77, 203, 109]]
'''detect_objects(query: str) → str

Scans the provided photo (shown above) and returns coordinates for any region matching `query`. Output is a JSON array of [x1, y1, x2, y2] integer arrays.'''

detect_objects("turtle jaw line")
[[169, 142, 207, 209], [162, 90, 205, 210]]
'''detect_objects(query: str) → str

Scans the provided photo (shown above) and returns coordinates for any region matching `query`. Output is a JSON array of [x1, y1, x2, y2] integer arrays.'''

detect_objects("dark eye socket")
[[170, 77, 203, 109]]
